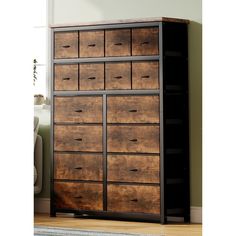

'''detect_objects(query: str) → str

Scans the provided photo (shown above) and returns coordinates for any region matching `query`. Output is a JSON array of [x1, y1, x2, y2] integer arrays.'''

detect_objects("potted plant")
[[33, 59, 44, 105]]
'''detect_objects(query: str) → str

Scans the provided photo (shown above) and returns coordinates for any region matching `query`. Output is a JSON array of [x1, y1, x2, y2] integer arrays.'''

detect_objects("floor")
[[34, 213, 202, 236]]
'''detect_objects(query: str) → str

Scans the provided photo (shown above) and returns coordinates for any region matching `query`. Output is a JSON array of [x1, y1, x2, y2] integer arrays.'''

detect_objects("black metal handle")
[[74, 167, 83, 170], [74, 138, 82, 141], [129, 109, 137, 113], [130, 199, 138, 202], [62, 45, 70, 48], [62, 77, 70, 80], [75, 109, 83, 113], [74, 196, 83, 199], [88, 77, 96, 80], [114, 42, 123, 46], [88, 44, 96, 47], [141, 41, 149, 45], [129, 138, 138, 142], [141, 75, 150, 79], [114, 76, 122, 79], [129, 168, 138, 172]]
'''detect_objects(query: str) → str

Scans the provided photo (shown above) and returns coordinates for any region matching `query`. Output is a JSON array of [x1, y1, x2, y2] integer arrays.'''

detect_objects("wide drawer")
[[107, 125, 160, 153], [79, 63, 104, 90], [107, 95, 159, 123], [54, 32, 78, 59], [54, 125, 102, 152], [54, 182, 103, 211], [105, 62, 131, 90], [107, 184, 160, 214], [79, 30, 104, 57], [107, 155, 160, 183], [132, 28, 159, 56], [54, 96, 102, 123], [132, 61, 159, 90], [105, 29, 131, 56], [54, 64, 78, 91], [54, 153, 103, 181]]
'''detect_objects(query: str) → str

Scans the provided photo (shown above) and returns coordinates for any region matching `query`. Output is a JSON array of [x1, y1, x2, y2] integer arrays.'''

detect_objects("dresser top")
[[50, 17, 189, 28]]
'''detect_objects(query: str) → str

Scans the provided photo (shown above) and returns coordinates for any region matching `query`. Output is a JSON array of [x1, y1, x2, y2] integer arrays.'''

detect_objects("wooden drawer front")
[[107, 184, 160, 214], [54, 182, 103, 211], [105, 29, 131, 56], [107, 126, 160, 153], [54, 96, 102, 123], [54, 153, 103, 181], [107, 95, 159, 123], [80, 63, 104, 90], [108, 155, 159, 183], [132, 62, 159, 90], [79, 31, 104, 57], [132, 28, 159, 56], [105, 62, 131, 90], [54, 32, 78, 59], [54, 125, 102, 152], [54, 64, 78, 91]]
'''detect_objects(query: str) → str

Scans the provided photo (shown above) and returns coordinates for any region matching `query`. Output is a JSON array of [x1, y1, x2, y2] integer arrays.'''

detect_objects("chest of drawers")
[[50, 17, 190, 223]]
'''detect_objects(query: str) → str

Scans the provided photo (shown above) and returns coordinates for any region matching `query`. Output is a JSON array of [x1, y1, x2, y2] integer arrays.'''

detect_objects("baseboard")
[[34, 198, 202, 223]]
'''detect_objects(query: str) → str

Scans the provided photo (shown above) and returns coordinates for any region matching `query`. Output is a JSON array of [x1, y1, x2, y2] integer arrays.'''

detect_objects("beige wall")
[[39, 0, 202, 207]]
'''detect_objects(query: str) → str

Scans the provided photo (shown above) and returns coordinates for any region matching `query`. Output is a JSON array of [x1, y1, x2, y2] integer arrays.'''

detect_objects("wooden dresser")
[[50, 17, 190, 223]]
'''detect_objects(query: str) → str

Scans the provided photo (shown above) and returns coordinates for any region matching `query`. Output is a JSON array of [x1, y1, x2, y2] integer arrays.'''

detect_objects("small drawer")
[[107, 95, 159, 123], [105, 62, 131, 90], [54, 96, 102, 123], [54, 32, 78, 59], [54, 125, 102, 152], [54, 182, 103, 211], [107, 125, 160, 153], [54, 64, 78, 91], [132, 61, 159, 89], [79, 30, 104, 57], [105, 29, 131, 56], [54, 153, 103, 181], [107, 184, 160, 214], [107, 155, 159, 183], [79, 63, 104, 90], [132, 28, 159, 56]]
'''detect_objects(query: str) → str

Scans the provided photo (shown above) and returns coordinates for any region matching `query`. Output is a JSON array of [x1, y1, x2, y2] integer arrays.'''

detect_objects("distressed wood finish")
[[54, 32, 78, 59], [132, 62, 159, 89], [105, 29, 131, 56], [79, 30, 104, 57], [107, 184, 160, 214], [54, 96, 102, 123], [107, 95, 159, 123], [105, 62, 131, 90], [79, 63, 104, 90], [54, 182, 103, 211], [54, 125, 102, 152], [107, 155, 160, 183], [132, 28, 159, 56], [107, 125, 160, 153], [54, 64, 78, 91], [54, 153, 103, 181]]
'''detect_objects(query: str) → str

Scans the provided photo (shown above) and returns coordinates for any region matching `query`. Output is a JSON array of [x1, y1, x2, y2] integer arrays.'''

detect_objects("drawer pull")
[[130, 198, 138, 202], [62, 45, 70, 48], [114, 76, 122, 79], [74, 196, 83, 199], [74, 167, 83, 170], [74, 138, 83, 141], [62, 77, 70, 80], [114, 42, 123, 46], [75, 109, 83, 113], [129, 109, 137, 113], [141, 75, 150, 79], [88, 77, 96, 80], [129, 138, 138, 142], [129, 168, 138, 172], [88, 44, 96, 47], [141, 41, 149, 45]]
